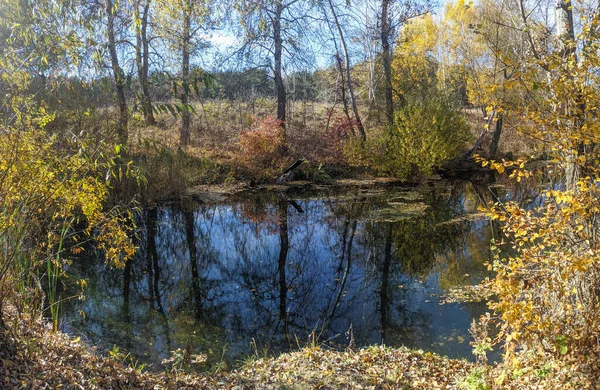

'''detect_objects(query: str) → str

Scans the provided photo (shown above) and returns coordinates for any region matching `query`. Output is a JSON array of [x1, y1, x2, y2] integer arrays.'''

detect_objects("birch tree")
[[134, 0, 155, 125], [106, 0, 129, 145], [233, 0, 315, 139], [324, 0, 367, 141]]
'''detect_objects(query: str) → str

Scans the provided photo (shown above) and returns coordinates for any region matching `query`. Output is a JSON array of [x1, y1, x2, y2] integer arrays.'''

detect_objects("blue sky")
[[202, 0, 453, 72]]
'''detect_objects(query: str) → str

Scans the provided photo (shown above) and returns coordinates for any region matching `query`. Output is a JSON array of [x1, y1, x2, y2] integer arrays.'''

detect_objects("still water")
[[62, 181, 514, 370]]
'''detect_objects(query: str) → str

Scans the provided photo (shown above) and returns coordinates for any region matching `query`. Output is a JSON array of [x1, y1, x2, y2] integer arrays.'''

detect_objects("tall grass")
[[0, 124, 136, 333], [46, 224, 68, 332]]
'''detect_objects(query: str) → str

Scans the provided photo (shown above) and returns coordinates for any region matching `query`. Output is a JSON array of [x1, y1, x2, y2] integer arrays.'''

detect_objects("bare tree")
[[233, 0, 316, 139], [134, 0, 156, 125], [325, 0, 367, 141], [106, 0, 129, 145]]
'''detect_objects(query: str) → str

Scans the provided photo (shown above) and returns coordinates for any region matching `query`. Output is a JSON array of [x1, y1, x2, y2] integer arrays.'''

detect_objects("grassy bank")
[[2, 300, 597, 389], [123, 98, 542, 206], [126, 101, 374, 203], [0, 304, 477, 389]]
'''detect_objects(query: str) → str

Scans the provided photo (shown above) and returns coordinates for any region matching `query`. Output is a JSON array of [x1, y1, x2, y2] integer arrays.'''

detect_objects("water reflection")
[[63, 181, 502, 369]]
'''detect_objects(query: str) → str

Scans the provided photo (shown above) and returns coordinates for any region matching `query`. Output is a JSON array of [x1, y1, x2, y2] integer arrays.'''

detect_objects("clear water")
[[61, 181, 510, 370]]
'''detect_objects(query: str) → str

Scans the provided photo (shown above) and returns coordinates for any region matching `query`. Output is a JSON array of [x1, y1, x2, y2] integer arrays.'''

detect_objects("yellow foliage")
[[391, 14, 438, 98], [0, 98, 136, 313], [0, 126, 136, 268], [441, 0, 487, 104], [476, 8, 600, 386], [0, 4, 137, 309], [487, 179, 600, 364]]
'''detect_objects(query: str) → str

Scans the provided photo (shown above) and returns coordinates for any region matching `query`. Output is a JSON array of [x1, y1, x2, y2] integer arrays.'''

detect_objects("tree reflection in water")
[[62, 182, 504, 369]]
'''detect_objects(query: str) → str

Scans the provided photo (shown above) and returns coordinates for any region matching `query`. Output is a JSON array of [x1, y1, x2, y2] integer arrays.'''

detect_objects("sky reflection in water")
[[62, 181, 511, 370]]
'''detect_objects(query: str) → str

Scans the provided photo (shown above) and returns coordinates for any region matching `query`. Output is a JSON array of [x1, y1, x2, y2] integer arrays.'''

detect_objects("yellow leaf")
[[495, 373, 506, 386]]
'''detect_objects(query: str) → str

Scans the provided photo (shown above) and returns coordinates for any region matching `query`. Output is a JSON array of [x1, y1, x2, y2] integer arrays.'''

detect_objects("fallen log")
[[275, 159, 305, 184]]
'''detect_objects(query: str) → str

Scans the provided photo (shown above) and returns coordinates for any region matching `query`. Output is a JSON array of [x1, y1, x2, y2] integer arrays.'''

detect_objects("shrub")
[[483, 178, 600, 386], [345, 96, 470, 181], [0, 126, 136, 327], [469, 12, 600, 389], [321, 116, 357, 165], [234, 116, 289, 181]]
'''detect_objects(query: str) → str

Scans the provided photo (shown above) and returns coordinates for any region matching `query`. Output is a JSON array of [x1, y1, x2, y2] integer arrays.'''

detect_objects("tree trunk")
[[556, 0, 575, 47], [334, 53, 353, 127], [489, 114, 503, 160], [106, 0, 128, 146], [135, 0, 155, 125], [380, 224, 392, 343], [180, 1, 191, 146], [145, 208, 171, 349], [556, 0, 581, 189], [146, 208, 156, 307], [381, 0, 394, 129], [274, 3, 286, 136], [328, 215, 356, 323], [328, 0, 366, 141], [122, 256, 132, 313], [184, 210, 202, 321]]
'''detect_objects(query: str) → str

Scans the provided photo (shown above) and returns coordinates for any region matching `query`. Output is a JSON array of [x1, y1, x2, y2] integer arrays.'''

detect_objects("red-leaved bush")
[[235, 116, 288, 180], [322, 115, 357, 164]]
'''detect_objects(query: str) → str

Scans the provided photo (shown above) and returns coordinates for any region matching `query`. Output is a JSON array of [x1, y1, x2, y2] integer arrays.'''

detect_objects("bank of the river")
[[1, 304, 475, 389]]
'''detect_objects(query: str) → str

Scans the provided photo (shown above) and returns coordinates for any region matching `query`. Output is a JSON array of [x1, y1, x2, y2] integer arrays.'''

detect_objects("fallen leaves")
[[234, 345, 473, 389], [441, 283, 494, 304], [1, 302, 594, 389], [0, 301, 477, 389]]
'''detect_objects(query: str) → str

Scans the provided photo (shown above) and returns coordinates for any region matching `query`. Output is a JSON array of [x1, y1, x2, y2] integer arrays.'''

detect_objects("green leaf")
[[559, 344, 568, 355]]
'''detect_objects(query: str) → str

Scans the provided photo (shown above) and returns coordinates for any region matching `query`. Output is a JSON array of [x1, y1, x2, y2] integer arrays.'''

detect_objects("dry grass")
[[0, 304, 477, 389], [127, 99, 365, 189], [130, 101, 538, 174], [236, 346, 474, 389], [129, 99, 337, 154], [120, 100, 540, 202]]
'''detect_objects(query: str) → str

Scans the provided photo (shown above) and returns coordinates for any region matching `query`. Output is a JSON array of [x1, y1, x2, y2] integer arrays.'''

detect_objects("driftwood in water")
[[440, 157, 485, 177], [465, 110, 503, 160], [442, 108, 505, 179], [276, 159, 305, 184]]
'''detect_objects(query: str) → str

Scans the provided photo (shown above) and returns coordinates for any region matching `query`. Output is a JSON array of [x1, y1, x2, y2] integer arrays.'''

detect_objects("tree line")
[[3, 0, 596, 178], [1, 0, 439, 145]]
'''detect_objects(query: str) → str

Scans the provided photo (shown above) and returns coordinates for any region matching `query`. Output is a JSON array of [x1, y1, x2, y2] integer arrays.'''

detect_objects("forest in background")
[[2, 0, 541, 194], [3, 0, 600, 388]]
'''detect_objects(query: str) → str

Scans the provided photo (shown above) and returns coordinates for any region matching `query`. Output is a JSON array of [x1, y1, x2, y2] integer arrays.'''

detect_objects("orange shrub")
[[235, 116, 288, 180], [322, 116, 356, 164]]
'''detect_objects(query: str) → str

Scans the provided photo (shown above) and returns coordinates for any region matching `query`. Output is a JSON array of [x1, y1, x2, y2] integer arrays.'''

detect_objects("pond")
[[61, 180, 520, 370]]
